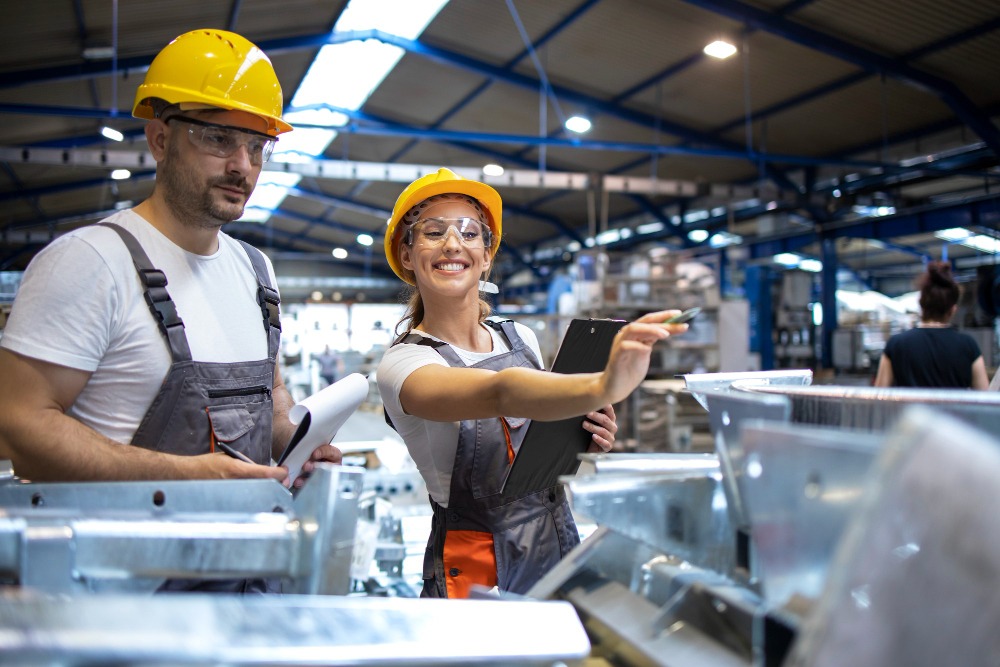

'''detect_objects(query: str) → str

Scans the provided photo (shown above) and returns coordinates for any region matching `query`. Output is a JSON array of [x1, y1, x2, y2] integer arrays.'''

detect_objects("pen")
[[216, 441, 255, 464], [663, 307, 701, 324]]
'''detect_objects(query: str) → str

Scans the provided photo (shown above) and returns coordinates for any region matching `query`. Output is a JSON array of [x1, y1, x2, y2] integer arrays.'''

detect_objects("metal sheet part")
[[786, 408, 1000, 667], [0, 593, 591, 666], [740, 384, 1000, 432], [0, 465, 363, 596], [576, 452, 720, 476], [703, 390, 792, 533], [566, 470, 736, 576], [681, 370, 812, 410], [737, 420, 882, 609]]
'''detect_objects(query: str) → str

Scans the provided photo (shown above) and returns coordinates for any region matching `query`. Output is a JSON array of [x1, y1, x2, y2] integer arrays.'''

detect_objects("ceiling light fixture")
[[356, 233, 374, 247], [110, 169, 131, 180], [332, 248, 348, 259], [704, 40, 737, 59], [101, 126, 124, 142], [565, 115, 592, 134], [483, 163, 504, 177]]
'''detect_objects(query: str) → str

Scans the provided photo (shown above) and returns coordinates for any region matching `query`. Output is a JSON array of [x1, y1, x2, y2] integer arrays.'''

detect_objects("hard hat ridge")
[[132, 29, 292, 136]]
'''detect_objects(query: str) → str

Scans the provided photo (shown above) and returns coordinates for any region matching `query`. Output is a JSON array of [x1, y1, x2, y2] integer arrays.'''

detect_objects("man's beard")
[[160, 141, 252, 229]]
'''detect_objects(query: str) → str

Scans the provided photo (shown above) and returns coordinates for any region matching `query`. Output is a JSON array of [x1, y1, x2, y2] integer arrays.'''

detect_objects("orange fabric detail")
[[206, 407, 216, 453], [443, 530, 497, 599], [501, 418, 515, 464]]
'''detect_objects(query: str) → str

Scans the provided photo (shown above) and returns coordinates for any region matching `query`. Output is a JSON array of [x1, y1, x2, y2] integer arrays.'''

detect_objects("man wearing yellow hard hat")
[[377, 168, 690, 598], [0, 30, 342, 592]]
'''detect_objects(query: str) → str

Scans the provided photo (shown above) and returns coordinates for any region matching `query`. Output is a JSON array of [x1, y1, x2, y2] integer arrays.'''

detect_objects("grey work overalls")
[[388, 320, 580, 598], [102, 223, 281, 594]]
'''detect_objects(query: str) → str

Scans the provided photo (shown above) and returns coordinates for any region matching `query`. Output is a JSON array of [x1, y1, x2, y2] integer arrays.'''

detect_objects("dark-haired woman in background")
[[874, 260, 989, 389]]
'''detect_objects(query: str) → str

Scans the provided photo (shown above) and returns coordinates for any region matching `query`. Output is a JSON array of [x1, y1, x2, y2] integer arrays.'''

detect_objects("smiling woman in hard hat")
[[377, 168, 689, 598]]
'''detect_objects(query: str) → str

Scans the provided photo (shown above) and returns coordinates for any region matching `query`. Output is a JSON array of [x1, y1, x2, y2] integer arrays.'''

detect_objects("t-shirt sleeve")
[[1, 235, 120, 372], [376, 341, 449, 417]]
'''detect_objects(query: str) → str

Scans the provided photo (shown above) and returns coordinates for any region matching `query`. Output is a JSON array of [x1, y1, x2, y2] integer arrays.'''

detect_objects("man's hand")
[[290, 443, 344, 490]]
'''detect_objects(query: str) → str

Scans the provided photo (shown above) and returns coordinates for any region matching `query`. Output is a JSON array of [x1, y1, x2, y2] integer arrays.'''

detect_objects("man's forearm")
[[0, 407, 196, 482], [270, 383, 296, 461]]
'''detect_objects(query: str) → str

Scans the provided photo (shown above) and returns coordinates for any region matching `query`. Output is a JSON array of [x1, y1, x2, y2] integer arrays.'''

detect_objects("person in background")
[[313, 345, 342, 387], [0, 30, 343, 591], [874, 260, 989, 389], [377, 168, 689, 598]]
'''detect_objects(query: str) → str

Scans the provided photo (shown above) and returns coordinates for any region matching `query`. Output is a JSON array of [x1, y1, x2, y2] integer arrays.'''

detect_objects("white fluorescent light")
[[799, 259, 823, 272], [482, 163, 505, 176], [110, 169, 131, 180], [687, 229, 709, 243], [774, 253, 801, 267], [101, 126, 124, 142], [357, 233, 374, 246], [637, 222, 665, 234], [935, 228, 972, 241], [704, 40, 737, 59], [332, 248, 349, 259], [565, 115, 592, 134], [595, 229, 621, 245]]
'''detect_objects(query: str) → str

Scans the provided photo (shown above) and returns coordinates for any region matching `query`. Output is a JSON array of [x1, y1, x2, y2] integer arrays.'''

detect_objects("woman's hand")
[[583, 404, 617, 453], [600, 309, 689, 405]]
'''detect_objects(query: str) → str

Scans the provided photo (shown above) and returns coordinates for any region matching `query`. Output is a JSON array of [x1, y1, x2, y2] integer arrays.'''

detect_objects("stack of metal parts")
[[0, 464, 591, 666], [528, 372, 1000, 667]]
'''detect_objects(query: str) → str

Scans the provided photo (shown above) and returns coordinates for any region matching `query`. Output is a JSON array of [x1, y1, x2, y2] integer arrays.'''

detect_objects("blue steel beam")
[[0, 30, 792, 172], [0, 101, 893, 171], [712, 16, 1000, 145], [683, 0, 1000, 156]]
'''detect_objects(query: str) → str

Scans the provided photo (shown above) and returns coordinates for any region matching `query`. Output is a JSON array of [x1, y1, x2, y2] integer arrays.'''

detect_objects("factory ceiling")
[[1, 0, 998, 301]]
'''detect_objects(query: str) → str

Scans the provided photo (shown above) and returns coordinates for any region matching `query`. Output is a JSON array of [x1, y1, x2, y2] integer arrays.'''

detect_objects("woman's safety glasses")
[[165, 115, 277, 165], [405, 217, 493, 248]]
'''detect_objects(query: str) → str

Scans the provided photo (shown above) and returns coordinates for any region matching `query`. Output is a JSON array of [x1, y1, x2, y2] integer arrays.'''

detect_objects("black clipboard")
[[500, 318, 627, 499]]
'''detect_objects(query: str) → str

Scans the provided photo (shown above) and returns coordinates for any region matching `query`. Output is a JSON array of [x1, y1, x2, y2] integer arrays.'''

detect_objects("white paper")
[[277, 373, 369, 482]]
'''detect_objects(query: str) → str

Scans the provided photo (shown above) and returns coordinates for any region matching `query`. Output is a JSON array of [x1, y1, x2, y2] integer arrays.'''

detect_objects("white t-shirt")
[[1, 209, 278, 444], [377, 321, 543, 508]]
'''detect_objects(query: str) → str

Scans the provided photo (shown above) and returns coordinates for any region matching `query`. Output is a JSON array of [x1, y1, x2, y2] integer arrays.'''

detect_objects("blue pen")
[[216, 441, 255, 464]]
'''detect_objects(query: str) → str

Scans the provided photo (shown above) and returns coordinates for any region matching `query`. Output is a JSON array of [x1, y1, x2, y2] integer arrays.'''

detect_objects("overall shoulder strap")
[[98, 222, 192, 362], [236, 240, 281, 362]]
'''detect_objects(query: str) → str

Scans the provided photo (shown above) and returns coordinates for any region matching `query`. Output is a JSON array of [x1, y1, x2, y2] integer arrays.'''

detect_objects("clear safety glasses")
[[405, 217, 493, 248], [165, 115, 277, 165]]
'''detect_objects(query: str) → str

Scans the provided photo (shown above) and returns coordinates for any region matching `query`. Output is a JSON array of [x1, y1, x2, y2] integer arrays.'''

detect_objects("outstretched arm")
[[398, 310, 687, 423], [0, 348, 288, 484]]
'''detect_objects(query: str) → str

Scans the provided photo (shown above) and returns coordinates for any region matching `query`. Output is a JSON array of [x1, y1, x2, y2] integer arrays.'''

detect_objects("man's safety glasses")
[[165, 115, 277, 165], [405, 217, 493, 248]]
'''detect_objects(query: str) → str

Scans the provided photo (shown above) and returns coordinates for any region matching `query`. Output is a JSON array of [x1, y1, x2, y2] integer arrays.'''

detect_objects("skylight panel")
[[243, 0, 450, 224]]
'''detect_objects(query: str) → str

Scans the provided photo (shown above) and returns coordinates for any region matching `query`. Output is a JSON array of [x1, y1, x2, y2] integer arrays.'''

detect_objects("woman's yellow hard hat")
[[384, 168, 503, 284], [133, 29, 292, 136]]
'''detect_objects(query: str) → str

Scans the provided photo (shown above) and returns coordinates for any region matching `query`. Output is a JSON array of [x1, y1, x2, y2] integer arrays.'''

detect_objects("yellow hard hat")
[[132, 29, 292, 136], [384, 168, 503, 284]]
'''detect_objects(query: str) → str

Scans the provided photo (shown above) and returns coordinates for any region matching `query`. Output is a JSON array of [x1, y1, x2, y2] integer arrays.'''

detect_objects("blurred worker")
[[377, 168, 689, 598], [0, 30, 343, 591], [874, 260, 989, 389], [313, 345, 342, 387]]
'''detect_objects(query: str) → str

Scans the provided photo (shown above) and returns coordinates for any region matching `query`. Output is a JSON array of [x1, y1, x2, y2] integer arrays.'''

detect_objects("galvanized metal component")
[[0, 593, 591, 666], [0, 478, 295, 514], [740, 384, 1000, 432], [737, 420, 882, 609], [566, 469, 736, 577], [576, 452, 719, 476], [786, 407, 1000, 667], [681, 370, 812, 410], [702, 390, 792, 535], [0, 464, 362, 595]]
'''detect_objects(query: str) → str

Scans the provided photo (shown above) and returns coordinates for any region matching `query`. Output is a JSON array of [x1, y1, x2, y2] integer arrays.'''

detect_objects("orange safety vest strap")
[[443, 530, 497, 599]]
